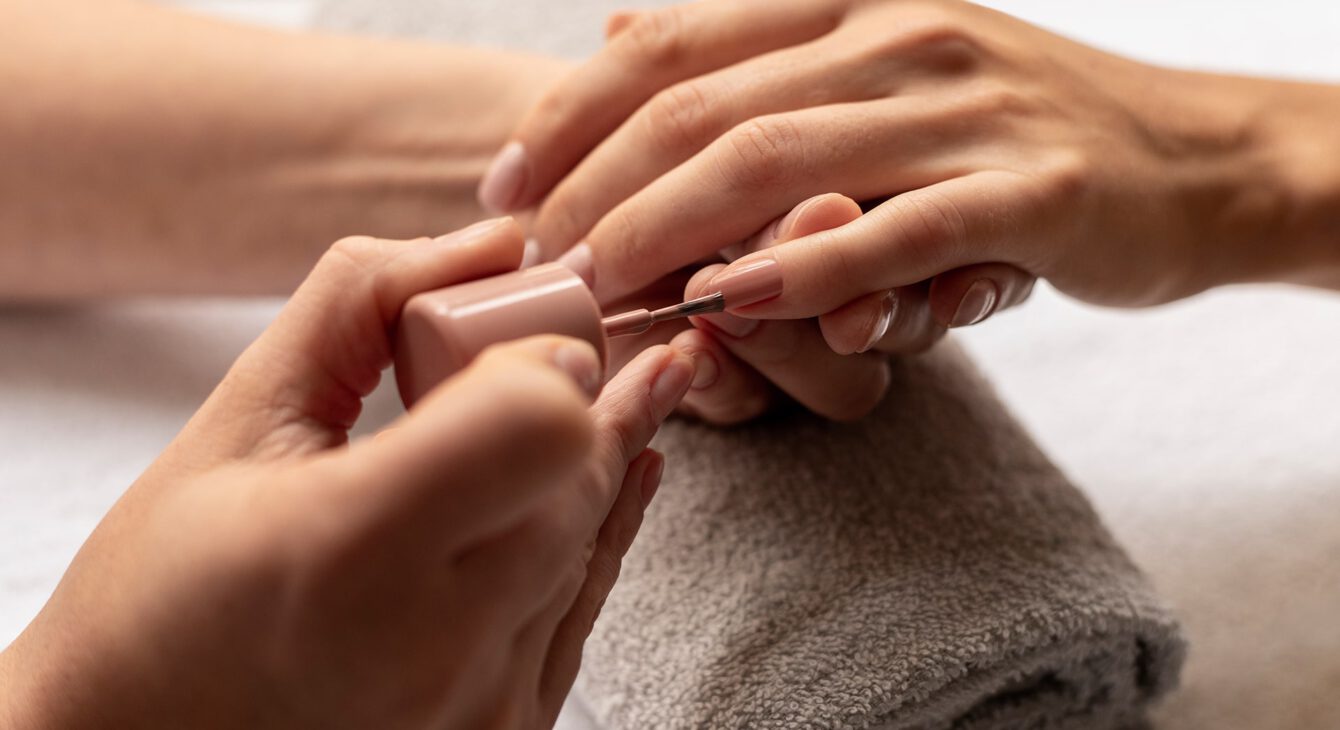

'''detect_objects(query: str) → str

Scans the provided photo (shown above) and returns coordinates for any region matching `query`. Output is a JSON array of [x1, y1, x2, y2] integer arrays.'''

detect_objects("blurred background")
[[3, 2, 1338, 728]]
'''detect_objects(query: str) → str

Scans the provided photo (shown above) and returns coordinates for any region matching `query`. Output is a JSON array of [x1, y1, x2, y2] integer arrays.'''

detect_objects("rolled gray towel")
[[311, 4, 1184, 727], [580, 342, 1183, 729]]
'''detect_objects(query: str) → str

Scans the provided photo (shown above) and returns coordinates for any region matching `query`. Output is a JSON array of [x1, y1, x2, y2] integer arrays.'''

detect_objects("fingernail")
[[650, 351, 695, 414], [433, 216, 510, 246], [641, 451, 665, 508], [687, 349, 719, 390], [710, 257, 783, 309], [557, 242, 596, 289], [697, 312, 760, 339], [520, 238, 543, 269], [951, 279, 1000, 328], [553, 341, 603, 400], [859, 290, 897, 353], [478, 141, 529, 214]]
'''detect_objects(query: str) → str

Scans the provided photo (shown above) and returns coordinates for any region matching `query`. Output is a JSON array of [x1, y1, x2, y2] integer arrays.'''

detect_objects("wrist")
[[1158, 72, 1340, 291], [1258, 83, 1340, 288]]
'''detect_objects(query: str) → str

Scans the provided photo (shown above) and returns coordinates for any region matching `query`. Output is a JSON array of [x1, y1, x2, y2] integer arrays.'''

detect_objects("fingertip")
[[478, 142, 531, 215], [786, 193, 863, 240], [650, 347, 696, 416]]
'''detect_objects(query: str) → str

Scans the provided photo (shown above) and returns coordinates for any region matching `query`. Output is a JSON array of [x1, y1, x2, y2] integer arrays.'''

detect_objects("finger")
[[723, 192, 864, 262], [325, 334, 601, 550], [927, 262, 1037, 329], [821, 282, 947, 355], [576, 345, 693, 536], [712, 170, 1042, 319], [203, 218, 524, 455], [669, 328, 774, 426], [530, 44, 886, 259], [566, 100, 976, 302], [537, 449, 663, 722], [478, 0, 845, 214], [687, 265, 889, 422]]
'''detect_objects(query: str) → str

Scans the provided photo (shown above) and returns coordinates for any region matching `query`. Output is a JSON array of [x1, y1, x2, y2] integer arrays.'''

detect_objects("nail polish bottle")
[[394, 263, 607, 407]]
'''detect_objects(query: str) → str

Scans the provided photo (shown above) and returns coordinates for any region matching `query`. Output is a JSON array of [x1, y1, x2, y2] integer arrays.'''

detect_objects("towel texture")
[[579, 342, 1182, 729]]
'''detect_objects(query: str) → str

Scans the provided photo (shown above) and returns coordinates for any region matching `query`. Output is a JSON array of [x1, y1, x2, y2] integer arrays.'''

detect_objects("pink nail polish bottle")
[[394, 263, 608, 407]]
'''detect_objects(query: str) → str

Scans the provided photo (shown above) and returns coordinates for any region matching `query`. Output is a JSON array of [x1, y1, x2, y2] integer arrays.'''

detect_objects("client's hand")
[[483, 0, 1338, 347], [0, 219, 695, 729], [600, 195, 895, 425]]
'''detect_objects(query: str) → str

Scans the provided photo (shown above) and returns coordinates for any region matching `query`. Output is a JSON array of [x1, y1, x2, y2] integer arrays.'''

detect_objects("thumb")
[[321, 335, 603, 550]]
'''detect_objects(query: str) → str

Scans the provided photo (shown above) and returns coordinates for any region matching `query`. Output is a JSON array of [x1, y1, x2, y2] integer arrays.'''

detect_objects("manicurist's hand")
[[0, 219, 695, 729], [483, 0, 1340, 343]]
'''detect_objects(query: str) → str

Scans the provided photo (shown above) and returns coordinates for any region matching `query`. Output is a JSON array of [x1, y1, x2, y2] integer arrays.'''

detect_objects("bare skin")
[[0, 219, 696, 729], [0, 0, 569, 299], [485, 0, 1340, 419]]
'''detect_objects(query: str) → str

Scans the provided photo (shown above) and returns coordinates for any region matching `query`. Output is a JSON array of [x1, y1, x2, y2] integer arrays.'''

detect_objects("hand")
[[0, 219, 696, 729], [482, 0, 1333, 337], [598, 194, 896, 424]]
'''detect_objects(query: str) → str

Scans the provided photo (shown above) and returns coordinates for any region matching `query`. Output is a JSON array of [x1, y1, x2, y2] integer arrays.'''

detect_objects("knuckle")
[[324, 235, 386, 270], [861, 11, 982, 72], [960, 82, 1034, 119], [643, 81, 718, 153], [716, 117, 804, 192], [888, 188, 969, 264], [1040, 150, 1093, 207], [616, 7, 686, 66]]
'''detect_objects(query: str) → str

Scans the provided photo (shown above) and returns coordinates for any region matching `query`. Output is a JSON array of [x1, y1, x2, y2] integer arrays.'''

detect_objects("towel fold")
[[311, 4, 1184, 726], [579, 342, 1183, 729]]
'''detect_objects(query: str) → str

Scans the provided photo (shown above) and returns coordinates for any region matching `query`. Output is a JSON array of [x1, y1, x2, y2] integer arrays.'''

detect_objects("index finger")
[[477, 0, 842, 214]]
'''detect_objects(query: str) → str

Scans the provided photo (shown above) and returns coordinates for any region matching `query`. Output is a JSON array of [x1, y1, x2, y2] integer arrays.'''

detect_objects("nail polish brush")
[[600, 292, 726, 338]]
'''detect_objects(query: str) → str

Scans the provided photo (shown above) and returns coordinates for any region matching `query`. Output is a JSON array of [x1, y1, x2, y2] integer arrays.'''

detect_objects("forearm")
[[0, 0, 569, 299]]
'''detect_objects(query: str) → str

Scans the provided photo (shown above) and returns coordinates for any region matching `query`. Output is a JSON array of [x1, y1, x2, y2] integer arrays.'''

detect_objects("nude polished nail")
[[710, 258, 783, 309], [951, 279, 999, 328], [859, 291, 897, 353], [478, 141, 529, 214]]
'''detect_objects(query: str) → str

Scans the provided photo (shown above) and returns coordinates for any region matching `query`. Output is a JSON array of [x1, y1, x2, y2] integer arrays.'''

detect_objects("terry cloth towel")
[[310, 4, 1184, 727], [576, 342, 1183, 729]]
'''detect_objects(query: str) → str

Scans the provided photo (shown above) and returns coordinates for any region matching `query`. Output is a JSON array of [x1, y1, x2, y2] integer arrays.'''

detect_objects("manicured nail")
[[641, 451, 665, 508], [552, 341, 603, 400], [951, 279, 999, 328], [859, 290, 897, 353], [650, 351, 695, 414], [710, 257, 783, 309], [520, 238, 543, 269], [557, 242, 595, 289], [478, 141, 529, 214], [697, 312, 760, 339], [433, 217, 510, 246], [688, 349, 720, 390]]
